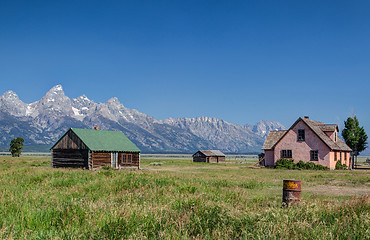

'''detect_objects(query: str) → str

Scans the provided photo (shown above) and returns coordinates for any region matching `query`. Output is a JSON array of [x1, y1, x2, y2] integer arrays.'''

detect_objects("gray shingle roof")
[[262, 117, 352, 152], [262, 130, 287, 150], [320, 124, 338, 132], [301, 118, 352, 151], [196, 150, 225, 157]]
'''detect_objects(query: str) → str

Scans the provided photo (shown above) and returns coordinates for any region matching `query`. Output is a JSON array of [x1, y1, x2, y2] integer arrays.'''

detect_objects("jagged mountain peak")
[[245, 120, 286, 138], [72, 94, 95, 106], [0, 90, 28, 117], [2, 90, 20, 100], [106, 97, 122, 105], [44, 85, 66, 98], [32, 84, 73, 118], [49, 84, 63, 92], [196, 116, 217, 122], [75, 94, 90, 101], [168, 116, 226, 123]]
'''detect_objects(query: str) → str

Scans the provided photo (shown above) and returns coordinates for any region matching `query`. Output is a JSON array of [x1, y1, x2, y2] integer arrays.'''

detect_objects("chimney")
[[304, 116, 309, 119], [94, 126, 100, 130]]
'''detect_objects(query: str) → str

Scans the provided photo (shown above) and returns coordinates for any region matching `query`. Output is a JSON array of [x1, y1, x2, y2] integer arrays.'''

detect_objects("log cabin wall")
[[193, 155, 225, 163], [90, 151, 140, 169], [91, 152, 111, 169], [218, 156, 226, 163], [119, 152, 140, 168], [208, 156, 218, 163], [193, 156, 206, 162], [52, 149, 89, 169]]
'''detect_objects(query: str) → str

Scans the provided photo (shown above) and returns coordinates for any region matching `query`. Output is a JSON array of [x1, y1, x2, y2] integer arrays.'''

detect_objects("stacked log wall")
[[91, 152, 111, 169], [208, 157, 218, 163], [119, 152, 140, 168], [193, 157, 206, 162], [52, 149, 88, 168], [218, 156, 226, 163]]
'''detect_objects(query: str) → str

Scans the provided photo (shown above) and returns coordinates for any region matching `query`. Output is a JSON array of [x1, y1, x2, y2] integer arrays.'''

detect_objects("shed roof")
[[262, 130, 287, 150], [194, 150, 225, 157], [262, 117, 352, 152], [53, 128, 140, 152]]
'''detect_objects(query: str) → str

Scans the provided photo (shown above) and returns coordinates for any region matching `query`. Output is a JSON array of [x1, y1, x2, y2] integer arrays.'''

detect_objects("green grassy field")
[[0, 156, 369, 239]]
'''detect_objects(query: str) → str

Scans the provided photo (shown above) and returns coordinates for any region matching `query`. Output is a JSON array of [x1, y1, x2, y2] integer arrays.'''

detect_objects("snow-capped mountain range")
[[0, 85, 285, 153]]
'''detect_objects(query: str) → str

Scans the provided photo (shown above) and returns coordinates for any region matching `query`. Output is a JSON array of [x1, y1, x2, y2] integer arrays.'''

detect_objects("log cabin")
[[193, 150, 226, 163], [51, 128, 141, 170]]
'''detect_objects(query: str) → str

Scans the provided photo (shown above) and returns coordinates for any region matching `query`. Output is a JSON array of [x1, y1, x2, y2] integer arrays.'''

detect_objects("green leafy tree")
[[9, 137, 24, 157], [342, 116, 368, 169]]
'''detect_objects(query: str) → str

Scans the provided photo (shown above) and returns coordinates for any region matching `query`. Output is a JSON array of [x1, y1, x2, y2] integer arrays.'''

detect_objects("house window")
[[123, 153, 132, 164], [339, 151, 342, 161], [310, 150, 318, 161], [335, 132, 337, 142], [334, 151, 337, 161], [344, 152, 347, 161], [298, 129, 305, 141], [281, 150, 292, 158]]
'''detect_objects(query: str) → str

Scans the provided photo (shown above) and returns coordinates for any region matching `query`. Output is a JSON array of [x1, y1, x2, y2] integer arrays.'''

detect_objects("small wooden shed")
[[51, 128, 141, 170], [192, 150, 226, 163]]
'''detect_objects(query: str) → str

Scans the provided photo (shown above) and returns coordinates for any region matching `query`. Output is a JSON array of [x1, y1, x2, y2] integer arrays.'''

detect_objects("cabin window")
[[298, 129, 305, 141], [281, 150, 292, 158], [310, 150, 318, 161], [123, 154, 132, 164]]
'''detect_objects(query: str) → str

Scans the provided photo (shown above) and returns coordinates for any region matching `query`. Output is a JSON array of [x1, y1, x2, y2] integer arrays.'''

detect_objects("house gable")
[[51, 128, 88, 150], [274, 120, 331, 161], [193, 151, 206, 158]]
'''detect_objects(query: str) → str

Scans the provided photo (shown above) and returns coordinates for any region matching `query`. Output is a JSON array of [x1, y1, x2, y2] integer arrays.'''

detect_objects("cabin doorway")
[[111, 152, 118, 168]]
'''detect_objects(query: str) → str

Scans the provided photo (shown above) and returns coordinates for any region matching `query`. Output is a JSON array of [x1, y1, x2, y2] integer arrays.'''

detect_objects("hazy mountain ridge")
[[245, 120, 286, 138], [0, 85, 285, 153]]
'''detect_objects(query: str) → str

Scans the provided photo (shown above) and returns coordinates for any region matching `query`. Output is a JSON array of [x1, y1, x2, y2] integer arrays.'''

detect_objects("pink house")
[[262, 116, 352, 170]]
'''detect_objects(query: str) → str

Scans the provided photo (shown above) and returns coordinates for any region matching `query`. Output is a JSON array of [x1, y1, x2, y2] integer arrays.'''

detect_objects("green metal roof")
[[70, 128, 140, 152]]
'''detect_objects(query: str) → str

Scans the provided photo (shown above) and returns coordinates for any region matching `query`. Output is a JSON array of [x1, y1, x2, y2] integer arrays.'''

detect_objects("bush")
[[149, 162, 163, 166], [275, 159, 328, 170], [297, 160, 306, 169], [276, 158, 297, 169], [335, 161, 348, 170]]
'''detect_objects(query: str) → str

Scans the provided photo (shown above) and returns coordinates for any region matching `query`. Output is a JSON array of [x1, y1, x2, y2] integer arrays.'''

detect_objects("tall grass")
[[0, 156, 368, 239]]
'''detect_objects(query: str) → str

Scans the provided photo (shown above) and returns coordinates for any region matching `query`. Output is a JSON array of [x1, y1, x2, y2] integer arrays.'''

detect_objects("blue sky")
[[1, 0, 369, 136]]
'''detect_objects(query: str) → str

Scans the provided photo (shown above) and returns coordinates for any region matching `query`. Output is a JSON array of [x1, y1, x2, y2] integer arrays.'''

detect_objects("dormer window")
[[335, 132, 337, 142], [298, 129, 305, 141]]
